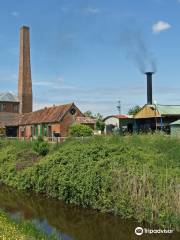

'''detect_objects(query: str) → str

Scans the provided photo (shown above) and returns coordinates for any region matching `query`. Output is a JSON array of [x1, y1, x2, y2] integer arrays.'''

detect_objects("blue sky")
[[0, 0, 180, 115]]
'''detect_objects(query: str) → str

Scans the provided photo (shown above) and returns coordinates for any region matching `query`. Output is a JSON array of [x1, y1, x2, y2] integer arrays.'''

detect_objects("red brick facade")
[[18, 26, 32, 114], [9, 103, 85, 139]]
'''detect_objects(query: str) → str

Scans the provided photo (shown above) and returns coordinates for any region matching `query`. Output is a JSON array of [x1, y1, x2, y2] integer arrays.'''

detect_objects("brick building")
[[0, 26, 94, 139], [6, 103, 95, 139], [0, 26, 32, 132]]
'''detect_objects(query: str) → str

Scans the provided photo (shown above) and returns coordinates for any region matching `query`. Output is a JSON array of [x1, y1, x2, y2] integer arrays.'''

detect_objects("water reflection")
[[0, 185, 179, 240]]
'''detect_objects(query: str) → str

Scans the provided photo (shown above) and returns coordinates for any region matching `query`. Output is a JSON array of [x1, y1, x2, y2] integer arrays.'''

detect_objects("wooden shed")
[[134, 104, 180, 133]]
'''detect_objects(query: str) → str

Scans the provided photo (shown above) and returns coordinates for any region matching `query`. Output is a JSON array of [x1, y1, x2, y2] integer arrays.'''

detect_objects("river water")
[[0, 185, 179, 240]]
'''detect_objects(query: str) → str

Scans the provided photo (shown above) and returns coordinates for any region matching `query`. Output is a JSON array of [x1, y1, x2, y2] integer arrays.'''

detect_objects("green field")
[[0, 134, 179, 230]]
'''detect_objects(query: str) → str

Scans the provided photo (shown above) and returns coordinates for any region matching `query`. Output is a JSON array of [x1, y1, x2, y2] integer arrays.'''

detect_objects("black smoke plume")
[[121, 28, 157, 73]]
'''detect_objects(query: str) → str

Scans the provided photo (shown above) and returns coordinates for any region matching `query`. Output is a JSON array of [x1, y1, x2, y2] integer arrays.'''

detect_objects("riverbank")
[[0, 209, 58, 239], [0, 134, 179, 231]]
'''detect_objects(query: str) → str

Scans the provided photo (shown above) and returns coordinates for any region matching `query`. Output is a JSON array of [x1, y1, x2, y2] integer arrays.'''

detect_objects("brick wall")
[[52, 124, 60, 133], [60, 106, 83, 137], [0, 102, 19, 113], [18, 26, 32, 114]]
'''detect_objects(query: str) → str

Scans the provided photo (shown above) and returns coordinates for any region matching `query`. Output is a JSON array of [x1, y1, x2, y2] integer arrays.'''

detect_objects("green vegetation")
[[32, 137, 50, 156], [69, 124, 93, 137], [83, 111, 105, 132], [0, 209, 59, 240], [0, 134, 179, 231], [128, 105, 141, 115], [95, 113, 105, 132]]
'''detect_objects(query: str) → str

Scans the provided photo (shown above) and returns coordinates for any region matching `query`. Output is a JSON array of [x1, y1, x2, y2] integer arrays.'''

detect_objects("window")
[[13, 104, 19, 113], [0, 103, 6, 112], [70, 108, 76, 115]]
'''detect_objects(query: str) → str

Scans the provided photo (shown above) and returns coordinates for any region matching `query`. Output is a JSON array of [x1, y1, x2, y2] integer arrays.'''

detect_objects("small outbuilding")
[[75, 116, 96, 130], [104, 114, 133, 134], [170, 120, 180, 137], [134, 104, 180, 133]]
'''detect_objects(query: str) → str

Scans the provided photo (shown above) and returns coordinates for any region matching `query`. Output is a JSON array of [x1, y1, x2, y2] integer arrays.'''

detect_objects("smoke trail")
[[121, 28, 157, 73]]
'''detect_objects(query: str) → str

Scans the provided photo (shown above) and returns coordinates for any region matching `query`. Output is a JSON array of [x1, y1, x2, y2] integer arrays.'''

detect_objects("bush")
[[69, 124, 93, 137], [96, 120, 105, 132], [32, 140, 49, 156], [0, 134, 179, 230]]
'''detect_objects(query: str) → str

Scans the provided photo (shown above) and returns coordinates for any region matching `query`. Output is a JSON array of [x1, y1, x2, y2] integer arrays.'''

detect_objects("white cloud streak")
[[152, 21, 171, 34], [84, 7, 101, 14], [12, 11, 19, 17]]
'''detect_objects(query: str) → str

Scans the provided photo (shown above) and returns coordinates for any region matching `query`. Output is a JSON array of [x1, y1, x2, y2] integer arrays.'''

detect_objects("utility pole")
[[117, 100, 121, 114], [154, 100, 158, 131]]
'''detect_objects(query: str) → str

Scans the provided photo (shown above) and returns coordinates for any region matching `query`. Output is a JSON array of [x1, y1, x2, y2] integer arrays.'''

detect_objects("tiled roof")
[[104, 114, 132, 121], [0, 92, 19, 102], [0, 112, 19, 124], [0, 122, 5, 128], [114, 114, 132, 119], [76, 117, 96, 124], [6, 103, 75, 126]]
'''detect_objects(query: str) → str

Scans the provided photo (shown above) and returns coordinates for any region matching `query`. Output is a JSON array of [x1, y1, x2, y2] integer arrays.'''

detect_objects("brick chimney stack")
[[18, 26, 32, 113]]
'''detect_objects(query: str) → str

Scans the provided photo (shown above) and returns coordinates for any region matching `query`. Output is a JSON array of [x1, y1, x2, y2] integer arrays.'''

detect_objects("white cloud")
[[84, 7, 101, 15], [34, 76, 64, 87], [152, 21, 171, 33], [56, 76, 64, 82], [33, 81, 52, 87], [33, 76, 79, 91], [12, 11, 19, 17]]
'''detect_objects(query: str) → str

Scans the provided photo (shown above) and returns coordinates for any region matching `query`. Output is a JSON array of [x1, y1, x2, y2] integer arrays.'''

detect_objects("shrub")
[[0, 134, 179, 230], [96, 120, 105, 132], [32, 140, 49, 156], [69, 124, 93, 137]]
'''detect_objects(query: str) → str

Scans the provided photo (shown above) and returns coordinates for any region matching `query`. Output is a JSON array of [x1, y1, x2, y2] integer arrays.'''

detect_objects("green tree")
[[128, 105, 141, 116], [95, 113, 103, 120], [95, 113, 105, 132], [83, 111, 105, 132], [83, 111, 94, 118], [69, 124, 93, 137], [96, 120, 105, 131]]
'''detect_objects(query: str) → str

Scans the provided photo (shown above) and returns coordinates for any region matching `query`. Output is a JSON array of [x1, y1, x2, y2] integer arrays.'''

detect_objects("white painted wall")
[[104, 117, 119, 134]]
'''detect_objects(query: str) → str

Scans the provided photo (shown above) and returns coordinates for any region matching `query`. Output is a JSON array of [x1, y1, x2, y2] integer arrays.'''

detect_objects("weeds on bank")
[[0, 134, 179, 231]]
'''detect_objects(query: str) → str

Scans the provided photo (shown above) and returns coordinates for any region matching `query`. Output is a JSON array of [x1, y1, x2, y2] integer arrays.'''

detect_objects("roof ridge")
[[157, 104, 180, 106], [29, 102, 73, 114]]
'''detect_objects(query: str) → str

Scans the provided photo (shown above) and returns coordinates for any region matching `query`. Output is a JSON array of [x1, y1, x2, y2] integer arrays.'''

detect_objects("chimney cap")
[[145, 71, 154, 75], [21, 26, 30, 30]]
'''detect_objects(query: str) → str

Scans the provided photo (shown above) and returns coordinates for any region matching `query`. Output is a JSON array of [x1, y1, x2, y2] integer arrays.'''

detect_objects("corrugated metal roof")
[[156, 105, 180, 115], [76, 117, 96, 124], [0, 92, 19, 102], [135, 104, 180, 119], [6, 103, 76, 126], [170, 119, 180, 125]]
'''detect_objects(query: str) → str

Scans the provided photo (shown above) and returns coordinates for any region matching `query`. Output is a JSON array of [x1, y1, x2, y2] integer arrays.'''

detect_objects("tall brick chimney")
[[18, 26, 32, 113]]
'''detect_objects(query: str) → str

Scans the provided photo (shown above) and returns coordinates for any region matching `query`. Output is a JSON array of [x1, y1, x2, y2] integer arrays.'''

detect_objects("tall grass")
[[0, 209, 60, 239], [0, 134, 179, 230]]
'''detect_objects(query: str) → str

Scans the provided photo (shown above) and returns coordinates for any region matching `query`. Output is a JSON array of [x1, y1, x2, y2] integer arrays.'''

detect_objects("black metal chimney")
[[145, 72, 154, 105]]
